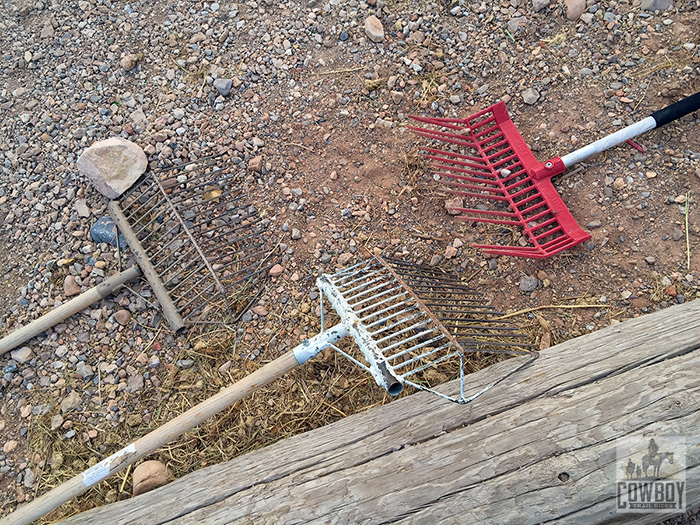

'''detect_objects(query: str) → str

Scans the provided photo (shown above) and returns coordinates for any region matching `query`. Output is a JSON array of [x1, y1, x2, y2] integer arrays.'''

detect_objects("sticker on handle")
[[82, 444, 137, 487]]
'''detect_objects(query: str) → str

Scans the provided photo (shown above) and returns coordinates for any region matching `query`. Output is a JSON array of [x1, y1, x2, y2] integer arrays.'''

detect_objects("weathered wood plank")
[[56, 299, 700, 525]]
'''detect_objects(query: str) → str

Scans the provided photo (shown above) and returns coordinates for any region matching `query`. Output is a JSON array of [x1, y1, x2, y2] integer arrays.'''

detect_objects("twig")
[[282, 142, 313, 151], [685, 191, 691, 270], [497, 303, 611, 320], [634, 82, 649, 112], [314, 67, 364, 76], [119, 464, 132, 494]]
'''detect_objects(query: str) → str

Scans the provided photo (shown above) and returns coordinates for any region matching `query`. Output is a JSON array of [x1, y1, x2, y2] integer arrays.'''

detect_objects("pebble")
[[364, 15, 384, 43], [269, 264, 285, 278], [521, 88, 540, 105], [10, 347, 33, 365], [565, 0, 586, 20], [519, 276, 540, 292], [63, 276, 81, 297], [213, 78, 232, 97], [673, 228, 684, 241]]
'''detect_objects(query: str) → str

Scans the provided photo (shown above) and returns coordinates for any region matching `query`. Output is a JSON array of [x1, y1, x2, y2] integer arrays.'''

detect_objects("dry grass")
[[23, 281, 541, 523]]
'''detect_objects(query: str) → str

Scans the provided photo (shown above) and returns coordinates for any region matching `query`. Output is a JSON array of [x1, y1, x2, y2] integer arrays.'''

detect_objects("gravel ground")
[[0, 0, 699, 520]]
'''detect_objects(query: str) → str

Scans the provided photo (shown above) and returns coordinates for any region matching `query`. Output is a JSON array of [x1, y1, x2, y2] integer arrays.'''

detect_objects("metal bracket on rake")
[[298, 256, 538, 404]]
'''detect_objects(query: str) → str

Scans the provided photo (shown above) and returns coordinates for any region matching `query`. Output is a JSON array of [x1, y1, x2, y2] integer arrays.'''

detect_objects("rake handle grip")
[[651, 91, 700, 128]]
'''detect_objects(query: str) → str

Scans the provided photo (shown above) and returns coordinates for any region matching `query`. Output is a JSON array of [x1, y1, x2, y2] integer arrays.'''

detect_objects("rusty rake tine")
[[361, 301, 416, 327], [408, 284, 479, 294], [151, 154, 222, 175], [177, 167, 243, 194]]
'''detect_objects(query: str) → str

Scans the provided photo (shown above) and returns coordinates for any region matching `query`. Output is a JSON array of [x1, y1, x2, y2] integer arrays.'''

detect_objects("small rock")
[[120, 55, 137, 71], [519, 276, 540, 292], [565, 0, 586, 20], [219, 361, 232, 374], [533, 0, 550, 11], [126, 373, 144, 392], [291, 228, 301, 240], [77, 137, 148, 199], [126, 414, 143, 427], [114, 310, 132, 326], [444, 196, 464, 215], [364, 15, 384, 43], [521, 88, 539, 105], [24, 469, 36, 489], [176, 359, 194, 369], [586, 220, 602, 229], [64, 275, 81, 296], [11, 346, 33, 364], [73, 199, 91, 218], [673, 228, 684, 241], [269, 264, 284, 277], [213, 78, 232, 96], [50, 414, 64, 430], [248, 156, 263, 173], [60, 390, 82, 414], [3, 440, 18, 454], [338, 253, 354, 265], [429, 255, 443, 266], [445, 246, 458, 259], [640, 0, 672, 10], [133, 460, 171, 496], [252, 306, 268, 316], [644, 257, 656, 265]]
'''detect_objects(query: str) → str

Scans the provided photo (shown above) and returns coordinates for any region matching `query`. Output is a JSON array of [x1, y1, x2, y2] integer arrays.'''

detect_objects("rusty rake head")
[[109, 156, 272, 329], [315, 256, 536, 403]]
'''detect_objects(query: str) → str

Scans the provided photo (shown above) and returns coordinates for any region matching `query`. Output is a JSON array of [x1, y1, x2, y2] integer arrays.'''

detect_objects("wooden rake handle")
[[0, 325, 349, 525]]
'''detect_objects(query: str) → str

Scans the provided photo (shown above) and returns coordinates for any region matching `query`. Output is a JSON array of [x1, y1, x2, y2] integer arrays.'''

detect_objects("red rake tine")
[[410, 91, 700, 259]]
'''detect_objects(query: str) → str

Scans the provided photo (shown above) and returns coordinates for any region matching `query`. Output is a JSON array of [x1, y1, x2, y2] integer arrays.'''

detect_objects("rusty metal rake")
[[108, 156, 272, 331]]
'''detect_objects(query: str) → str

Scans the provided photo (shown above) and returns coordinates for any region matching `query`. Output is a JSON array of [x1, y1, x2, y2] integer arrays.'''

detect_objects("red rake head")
[[409, 102, 591, 259]]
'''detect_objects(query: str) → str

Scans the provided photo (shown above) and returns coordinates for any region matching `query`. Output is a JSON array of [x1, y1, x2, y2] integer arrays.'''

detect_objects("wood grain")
[[55, 299, 700, 525]]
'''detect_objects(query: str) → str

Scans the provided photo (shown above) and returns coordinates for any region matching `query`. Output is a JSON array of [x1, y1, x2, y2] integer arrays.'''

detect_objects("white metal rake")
[[2, 256, 536, 525]]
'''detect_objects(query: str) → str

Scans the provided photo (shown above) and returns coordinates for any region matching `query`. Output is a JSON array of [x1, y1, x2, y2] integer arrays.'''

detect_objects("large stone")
[[64, 275, 81, 296], [60, 390, 82, 414], [133, 460, 171, 496], [213, 78, 232, 96], [77, 137, 147, 199], [533, 0, 550, 12], [10, 346, 33, 364], [640, 0, 672, 9], [364, 15, 384, 43], [564, 0, 586, 20], [248, 155, 263, 173], [521, 87, 540, 105]]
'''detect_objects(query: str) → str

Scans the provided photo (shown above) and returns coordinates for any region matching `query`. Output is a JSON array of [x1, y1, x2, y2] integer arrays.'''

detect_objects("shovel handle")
[[651, 91, 700, 127]]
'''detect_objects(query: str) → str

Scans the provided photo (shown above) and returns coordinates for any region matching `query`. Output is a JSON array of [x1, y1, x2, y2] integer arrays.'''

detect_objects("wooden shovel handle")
[[0, 350, 301, 525]]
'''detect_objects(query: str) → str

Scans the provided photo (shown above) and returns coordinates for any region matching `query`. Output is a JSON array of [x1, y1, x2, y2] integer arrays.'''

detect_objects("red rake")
[[409, 92, 700, 259]]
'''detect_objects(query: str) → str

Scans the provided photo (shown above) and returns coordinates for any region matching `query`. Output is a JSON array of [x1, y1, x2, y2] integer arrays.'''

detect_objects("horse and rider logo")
[[623, 439, 675, 480], [616, 435, 685, 513]]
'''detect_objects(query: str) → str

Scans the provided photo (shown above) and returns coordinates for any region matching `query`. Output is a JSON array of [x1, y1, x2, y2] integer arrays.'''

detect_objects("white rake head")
[[307, 256, 537, 404]]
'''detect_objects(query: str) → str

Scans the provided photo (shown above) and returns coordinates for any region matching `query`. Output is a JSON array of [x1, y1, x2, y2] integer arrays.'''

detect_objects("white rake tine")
[[357, 293, 412, 320], [353, 288, 408, 313], [395, 347, 459, 374], [363, 303, 419, 329], [380, 327, 443, 353], [344, 275, 396, 302], [334, 269, 386, 292], [375, 319, 437, 344], [331, 258, 381, 279], [331, 263, 382, 286], [389, 339, 452, 365], [368, 311, 424, 336]]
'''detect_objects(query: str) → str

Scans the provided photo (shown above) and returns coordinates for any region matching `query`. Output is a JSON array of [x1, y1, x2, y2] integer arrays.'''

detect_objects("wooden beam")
[[55, 299, 700, 525]]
